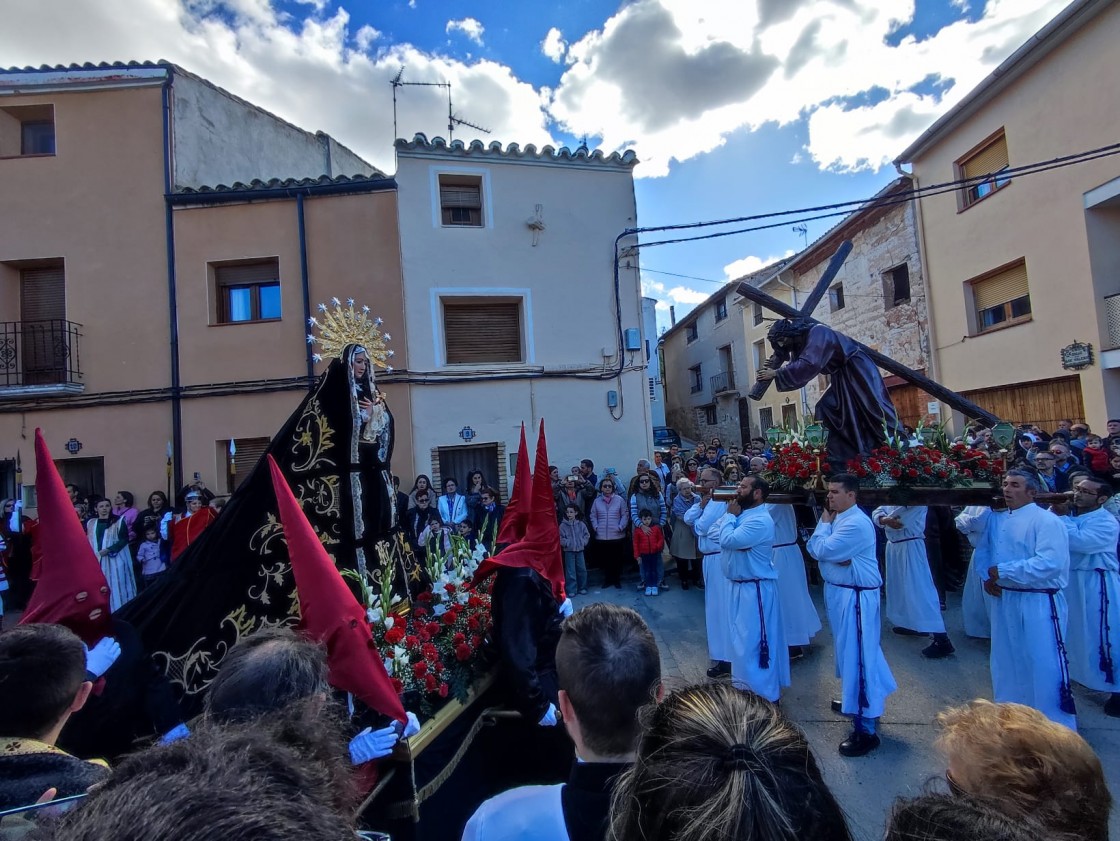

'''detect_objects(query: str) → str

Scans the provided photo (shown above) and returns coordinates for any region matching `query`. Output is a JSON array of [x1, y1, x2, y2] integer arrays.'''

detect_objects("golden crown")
[[306, 298, 394, 370]]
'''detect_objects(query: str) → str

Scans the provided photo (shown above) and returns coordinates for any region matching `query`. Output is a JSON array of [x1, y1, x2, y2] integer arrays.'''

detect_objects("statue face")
[[351, 351, 369, 379]]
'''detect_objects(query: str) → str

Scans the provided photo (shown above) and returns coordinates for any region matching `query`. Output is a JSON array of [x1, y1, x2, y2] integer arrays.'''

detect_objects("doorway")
[[53, 456, 105, 500], [435, 444, 500, 498]]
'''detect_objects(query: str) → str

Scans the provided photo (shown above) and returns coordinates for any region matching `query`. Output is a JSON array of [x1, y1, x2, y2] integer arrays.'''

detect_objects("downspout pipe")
[[296, 194, 315, 385], [161, 72, 184, 491]]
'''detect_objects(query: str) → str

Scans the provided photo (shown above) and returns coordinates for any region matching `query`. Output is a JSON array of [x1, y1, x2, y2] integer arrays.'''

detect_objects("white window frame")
[[430, 286, 535, 368], [429, 165, 494, 230]]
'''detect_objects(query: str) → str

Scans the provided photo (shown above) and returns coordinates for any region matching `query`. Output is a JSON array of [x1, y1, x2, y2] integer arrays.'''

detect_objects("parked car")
[[653, 426, 682, 448]]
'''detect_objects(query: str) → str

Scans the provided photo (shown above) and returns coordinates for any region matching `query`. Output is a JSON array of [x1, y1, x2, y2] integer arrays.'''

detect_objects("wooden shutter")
[[444, 301, 522, 364], [215, 260, 279, 286], [973, 262, 1028, 310], [20, 266, 65, 321], [961, 135, 1009, 179], [227, 437, 271, 491], [439, 185, 481, 209]]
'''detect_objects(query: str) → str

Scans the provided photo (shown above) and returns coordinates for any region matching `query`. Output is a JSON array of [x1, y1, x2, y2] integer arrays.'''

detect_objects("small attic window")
[[1, 104, 55, 157]]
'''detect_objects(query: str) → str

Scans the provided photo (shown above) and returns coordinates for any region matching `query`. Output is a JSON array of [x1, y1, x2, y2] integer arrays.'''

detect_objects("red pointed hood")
[[496, 422, 531, 547], [474, 420, 566, 601], [20, 429, 112, 645], [267, 455, 406, 723]]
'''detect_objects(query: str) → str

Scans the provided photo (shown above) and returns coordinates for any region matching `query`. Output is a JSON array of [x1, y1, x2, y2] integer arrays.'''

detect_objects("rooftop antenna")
[[792, 223, 808, 249], [390, 68, 490, 142]]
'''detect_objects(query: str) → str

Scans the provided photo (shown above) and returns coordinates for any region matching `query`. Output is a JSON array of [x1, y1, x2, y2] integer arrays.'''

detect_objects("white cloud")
[[541, 27, 567, 63], [666, 285, 709, 304], [723, 251, 794, 280], [446, 17, 484, 45], [0, 1, 550, 175], [354, 24, 380, 51]]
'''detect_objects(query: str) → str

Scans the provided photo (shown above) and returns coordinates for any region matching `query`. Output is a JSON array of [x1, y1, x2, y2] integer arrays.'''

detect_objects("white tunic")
[[719, 507, 788, 702], [685, 499, 732, 661], [955, 506, 994, 639], [983, 502, 1076, 730], [1062, 507, 1120, 693], [872, 505, 945, 634], [766, 504, 821, 646], [461, 783, 567, 841], [807, 507, 896, 719]]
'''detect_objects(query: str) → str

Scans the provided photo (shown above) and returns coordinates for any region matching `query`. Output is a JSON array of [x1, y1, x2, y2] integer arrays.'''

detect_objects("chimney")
[[669, 305, 677, 326]]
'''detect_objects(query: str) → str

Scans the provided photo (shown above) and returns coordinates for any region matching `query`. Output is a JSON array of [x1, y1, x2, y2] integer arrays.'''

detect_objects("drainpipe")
[[296, 194, 315, 384], [161, 72, 184, 490]]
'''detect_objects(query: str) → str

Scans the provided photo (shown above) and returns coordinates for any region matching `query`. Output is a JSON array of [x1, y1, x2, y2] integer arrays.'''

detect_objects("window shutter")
[[973, 262, 1029, 310], [961, 136, 1009, 179], [228, 437, 271, 491], [444, 301, 522, 364], [215, 261, 279, 286], [440, 186, 482, 209], [20, 266, 66, 322]]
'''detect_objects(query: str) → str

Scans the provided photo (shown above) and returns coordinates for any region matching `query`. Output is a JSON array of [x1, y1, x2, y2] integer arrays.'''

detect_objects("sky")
[[4, 0, 1069, 330]]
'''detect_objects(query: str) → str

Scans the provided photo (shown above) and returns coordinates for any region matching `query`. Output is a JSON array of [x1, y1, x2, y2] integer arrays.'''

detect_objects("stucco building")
[[0, 62, 409, 503], [393, 134, 651, 495], [896, 0, 1120, 430]]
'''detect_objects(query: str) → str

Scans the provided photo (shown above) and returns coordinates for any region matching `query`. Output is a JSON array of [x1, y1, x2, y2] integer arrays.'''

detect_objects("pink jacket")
[[590, 493, 628, 540]]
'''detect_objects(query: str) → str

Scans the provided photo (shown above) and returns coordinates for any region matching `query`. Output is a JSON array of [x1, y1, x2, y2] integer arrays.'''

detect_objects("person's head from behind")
[[610, 682, 851, 841], [885, 793, 1046, 841], [0, 623, 92, 743], [205, 627, 329, 723], [555, 604, 661, 761], [935, 699, 1111, 841]]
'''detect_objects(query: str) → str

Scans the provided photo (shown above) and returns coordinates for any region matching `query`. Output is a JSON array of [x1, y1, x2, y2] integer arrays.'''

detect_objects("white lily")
[[384, 615, 394, 630]]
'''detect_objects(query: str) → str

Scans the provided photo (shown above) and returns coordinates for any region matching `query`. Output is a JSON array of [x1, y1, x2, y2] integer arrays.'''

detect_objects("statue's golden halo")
[[307, 297, 394, 370]]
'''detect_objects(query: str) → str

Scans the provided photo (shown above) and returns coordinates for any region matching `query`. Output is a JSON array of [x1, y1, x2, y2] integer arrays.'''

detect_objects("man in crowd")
[[438, 477, 469, 526], [719, 475, 788, 703], [684, 467, 732, 678], [1068, 423, 1090, 458], [578, 459, 598, 489], [0, 623, 117, 810], [807, 473, 896, 757], [1033, 450, 1068, 492], [982, 469, 1076, 729], [651, 451, 671, 491], [1050, 440, 1081, 475], [463, 603, 662, 841], [406, 491, 440, 560], [1105, 418, 1120, 449], [474, 487, 505, 552], [700, 445, 722, 470], [1059, 477, 1120, 717]]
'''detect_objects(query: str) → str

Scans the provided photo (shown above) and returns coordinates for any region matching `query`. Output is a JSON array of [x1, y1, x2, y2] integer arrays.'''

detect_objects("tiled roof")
[[395, 133, 638, 168], [173, 173, 395, 196]]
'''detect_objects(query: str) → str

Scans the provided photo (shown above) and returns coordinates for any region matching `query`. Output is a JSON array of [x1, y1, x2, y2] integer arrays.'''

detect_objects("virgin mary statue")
[[120, 299, 421, 717]]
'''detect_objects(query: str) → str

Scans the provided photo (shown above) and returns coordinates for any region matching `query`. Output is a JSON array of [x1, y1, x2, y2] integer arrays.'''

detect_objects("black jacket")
[[490, 567, 562, 722]]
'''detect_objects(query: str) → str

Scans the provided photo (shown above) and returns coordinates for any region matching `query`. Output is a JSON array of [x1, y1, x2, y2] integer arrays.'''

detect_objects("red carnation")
[[412, 661, 428, 678], [384, 627, 405, 646], [444, 583, 457, 594], [964, 469, 973, 477], [422, 643, 439, 662], [467, 596, 484, 609], [406, 635, 420, 649], [455, 643, 471, 662], [413, 606, 429, 617], [890, 467, 902, 478], [907, 468, 918, 478], [439, 683, 450, 698], [453, 632, 466, 644], [390, 677, 404, 694], [426, 622, 442, 637], [470, 634, 483, 649], [424, 674, 438, 692], [467, 616, 481, 631], [442, 612, 457, 626], [417, 630, 431, 644], [416, 591, 433, 603], [435, 662, 445, 674]]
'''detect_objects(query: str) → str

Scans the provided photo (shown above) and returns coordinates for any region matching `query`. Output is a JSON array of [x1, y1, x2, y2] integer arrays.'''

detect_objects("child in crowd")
[[136, 525, 166, 590], [633, 508, 665, 597], [1082, 434, 1111, 477], [559, 503, 590, 596], [455, 518, 477, 550]]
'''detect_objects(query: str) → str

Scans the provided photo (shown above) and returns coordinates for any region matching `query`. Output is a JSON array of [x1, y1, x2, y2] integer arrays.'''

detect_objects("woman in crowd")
[[407, 474, 433, 511], [589, 477, 629, 589], [136, 491, 174, 568], [610, 682, 852, 841], [112, 490, 139, 544], [464, 470, 487, 524], [87, 498, 137, 611], [669, 477, 701, 590], [723, 463, 743, 484], [685, 457, 700, 484]]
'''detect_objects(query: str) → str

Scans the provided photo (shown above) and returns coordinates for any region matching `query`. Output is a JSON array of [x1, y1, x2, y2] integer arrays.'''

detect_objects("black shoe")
[[681, 580, 689, 591], [659, 579, 670, 590], [789, 645, 804, 661], [892, 626, 924, 637], [1105, 693, 1120, 718], [922, 637, 955, 659], [830, 699, 843, 714], [839, 730, 881, 757]]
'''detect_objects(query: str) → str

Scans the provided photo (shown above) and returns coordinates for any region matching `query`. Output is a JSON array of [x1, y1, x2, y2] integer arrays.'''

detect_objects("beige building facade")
[[896, 0, 1120, 431]]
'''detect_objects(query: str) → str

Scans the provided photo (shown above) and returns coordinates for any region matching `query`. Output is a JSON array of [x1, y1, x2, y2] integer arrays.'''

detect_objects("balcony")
[[0, 320, 84, 396], [711, 370, 737, 395]]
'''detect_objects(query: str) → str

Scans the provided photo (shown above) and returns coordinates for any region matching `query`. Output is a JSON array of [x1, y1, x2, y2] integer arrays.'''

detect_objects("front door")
[[435, 443, 500, 497]]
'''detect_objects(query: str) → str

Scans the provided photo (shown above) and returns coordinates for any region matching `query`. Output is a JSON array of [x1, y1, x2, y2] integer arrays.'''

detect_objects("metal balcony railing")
[[1106, 294, 1120, 350], [711, 370, 736, 394], [0, 320, 83, 387]]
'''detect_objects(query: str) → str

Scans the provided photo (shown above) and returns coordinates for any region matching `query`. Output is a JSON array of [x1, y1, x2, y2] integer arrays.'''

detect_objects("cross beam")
[[737, 248, 1000, 427]]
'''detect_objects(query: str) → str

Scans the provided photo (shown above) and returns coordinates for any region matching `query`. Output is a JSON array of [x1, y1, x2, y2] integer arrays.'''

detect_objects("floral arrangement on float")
[[759, 421, 831, 491], [345, 534, 494, 717]]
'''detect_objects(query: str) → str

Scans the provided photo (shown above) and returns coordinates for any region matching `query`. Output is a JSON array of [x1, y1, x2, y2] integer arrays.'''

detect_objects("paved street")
[[573, 569, 1120, 841]]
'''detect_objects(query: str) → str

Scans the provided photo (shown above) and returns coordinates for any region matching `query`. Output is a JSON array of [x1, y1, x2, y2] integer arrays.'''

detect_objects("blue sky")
[[5, 0, 1068, 327]]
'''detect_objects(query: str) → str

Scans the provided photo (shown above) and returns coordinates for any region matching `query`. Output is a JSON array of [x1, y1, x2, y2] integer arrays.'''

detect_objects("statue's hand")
[[755, 369, 777, 382], [358, 397, 373, 413]]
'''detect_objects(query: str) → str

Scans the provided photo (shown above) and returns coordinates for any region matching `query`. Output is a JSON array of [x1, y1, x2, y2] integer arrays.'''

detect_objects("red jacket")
[[1082, 445, 1110, 474], [632, 525, 665, 558]]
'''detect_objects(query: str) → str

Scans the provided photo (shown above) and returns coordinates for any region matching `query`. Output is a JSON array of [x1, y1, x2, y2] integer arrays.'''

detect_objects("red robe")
[[170, 507, 218, 561]]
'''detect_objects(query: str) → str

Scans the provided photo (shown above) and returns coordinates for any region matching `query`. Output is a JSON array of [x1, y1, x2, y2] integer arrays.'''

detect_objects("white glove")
[[348, 724, 400, 765], [538, 703, 559, 727], [84, 637, 121, 678], [558, 598, 574, 619], [402, 711, 421, 739]]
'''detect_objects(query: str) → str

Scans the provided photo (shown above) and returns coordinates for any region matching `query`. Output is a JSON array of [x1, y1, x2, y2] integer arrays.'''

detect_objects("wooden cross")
[[737, 240, 1000, 426]]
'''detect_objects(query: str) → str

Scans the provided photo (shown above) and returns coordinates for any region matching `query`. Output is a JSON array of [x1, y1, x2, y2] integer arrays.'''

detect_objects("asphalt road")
[[572, 568, 1120, 841]]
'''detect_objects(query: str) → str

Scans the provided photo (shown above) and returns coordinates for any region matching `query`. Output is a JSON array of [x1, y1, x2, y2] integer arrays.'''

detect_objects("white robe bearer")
[[872, 505, 945, 634], [955, 506, 994, 639], [766, 504, 821, 646], [685, 499, 732, 663], [1062, 508, 1120, 694], [807, 507, 896, 719], [983, 503, 1076, 730], [719, 506, 789, 702]]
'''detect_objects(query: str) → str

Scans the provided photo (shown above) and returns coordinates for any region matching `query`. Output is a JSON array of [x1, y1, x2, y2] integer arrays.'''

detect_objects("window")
[[829, 284, 845, 312], [781, 404, 798, 427], [215, 260, 281, 324], [958, 131, 1010, 208], [648, 377, 657, 401], [884, 263, 911, 307], [752, 302, 763, 326], [0, 105, 55, 157], [752, 339, 766, 370], [439, 174, 483, 227], [758, 406, 774, 432], [443, 298, 522, 364], [970, 260, 1031, 333], [714, 297, 728, 322], [689, 364, 703, 394], [685, 322, 698, 343], [225, 437, 270, 492], [704, 405, 717, 426]]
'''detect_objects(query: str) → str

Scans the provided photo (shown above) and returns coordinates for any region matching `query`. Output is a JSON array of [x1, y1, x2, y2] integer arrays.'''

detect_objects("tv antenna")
[[390, 67, 491, 142], [792, 223, 808, 248]]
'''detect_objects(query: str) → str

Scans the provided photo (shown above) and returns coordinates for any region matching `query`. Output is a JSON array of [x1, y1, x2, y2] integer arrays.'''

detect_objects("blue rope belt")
[[772, 540, 798, 548], [1096, 570, 1115, 685], [829, 581, 878, 712], [1002, 586, 1077, 715], [730, 578, 770, 669], [888, 536, 923, 544]]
